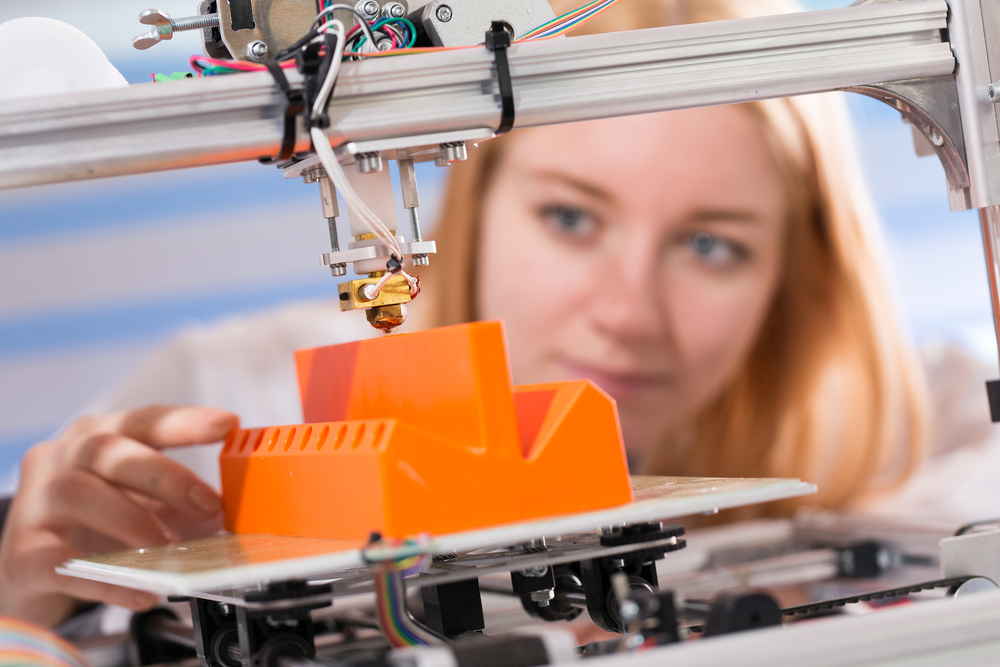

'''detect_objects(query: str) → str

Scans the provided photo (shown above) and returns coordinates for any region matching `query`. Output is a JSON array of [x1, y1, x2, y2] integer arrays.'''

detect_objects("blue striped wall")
[[0, 1, 993, 489]]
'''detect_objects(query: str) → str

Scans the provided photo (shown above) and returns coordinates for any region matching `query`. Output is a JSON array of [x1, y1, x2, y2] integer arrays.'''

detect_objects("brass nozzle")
[[366, 304, 407, 333]]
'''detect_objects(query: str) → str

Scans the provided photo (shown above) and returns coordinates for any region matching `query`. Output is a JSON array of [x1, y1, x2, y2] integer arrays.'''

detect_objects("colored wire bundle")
[[190, 54, 298, 75], [344, 17, 418, 56], [189, 0, 622, 74], [0, 616, 90, 667], [517, 0, 623, 41], [365, 538, 443, 648]]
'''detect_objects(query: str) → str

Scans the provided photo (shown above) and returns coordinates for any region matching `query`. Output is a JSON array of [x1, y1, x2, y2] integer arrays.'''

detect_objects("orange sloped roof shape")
[[220, 320, 633, 540]]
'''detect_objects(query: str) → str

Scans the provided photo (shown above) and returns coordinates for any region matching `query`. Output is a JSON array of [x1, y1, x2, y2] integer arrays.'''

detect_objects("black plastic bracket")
[[421, 578, 485, 638], [235, 581, 331, 667], [190, 598, 240, 667], [987, 379, 1000, 423], [579, 522, 686, 632], [702, 590, 782, 636]]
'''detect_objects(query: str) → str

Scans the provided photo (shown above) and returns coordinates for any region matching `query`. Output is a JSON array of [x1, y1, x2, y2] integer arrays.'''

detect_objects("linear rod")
[[0, 0, 953, 189]]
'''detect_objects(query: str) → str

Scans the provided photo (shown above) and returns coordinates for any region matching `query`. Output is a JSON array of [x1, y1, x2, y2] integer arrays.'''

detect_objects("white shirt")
[[84, 299, 382, 489]]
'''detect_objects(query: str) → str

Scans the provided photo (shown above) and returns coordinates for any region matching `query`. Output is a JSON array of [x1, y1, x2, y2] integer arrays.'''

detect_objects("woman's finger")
[[46, 469, 175, 548], [71, 433, 222, 518], [2, 535, 158, 625], [57, 573, 160, 611], [99, 405, 239, 449]]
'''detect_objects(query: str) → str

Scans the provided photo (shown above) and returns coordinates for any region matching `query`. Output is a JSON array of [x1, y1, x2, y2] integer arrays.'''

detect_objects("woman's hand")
[[0, 405, 238, 627]]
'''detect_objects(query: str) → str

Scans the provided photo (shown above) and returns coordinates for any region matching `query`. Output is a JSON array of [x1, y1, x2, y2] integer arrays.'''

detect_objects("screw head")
[[436, 4, 453, 22], [246, 40, 268, 60], [991, 83, 999, 103], [382, 2, 406, 18], [356, 0, 379, 19], [928, 128, 945, 147]]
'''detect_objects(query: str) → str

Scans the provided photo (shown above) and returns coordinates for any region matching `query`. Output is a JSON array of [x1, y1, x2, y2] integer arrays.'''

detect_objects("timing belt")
[[781, 576, 975, 617]]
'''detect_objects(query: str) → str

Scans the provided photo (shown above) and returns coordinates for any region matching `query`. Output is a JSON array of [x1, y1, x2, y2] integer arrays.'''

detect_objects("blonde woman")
[[1, 0, 993, 630]]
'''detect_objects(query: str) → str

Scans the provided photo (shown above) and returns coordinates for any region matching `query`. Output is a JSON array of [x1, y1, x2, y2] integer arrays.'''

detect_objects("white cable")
[[312, 19, 345, 118], [308, 19, 417, 294], [314, 4, 378, 49]]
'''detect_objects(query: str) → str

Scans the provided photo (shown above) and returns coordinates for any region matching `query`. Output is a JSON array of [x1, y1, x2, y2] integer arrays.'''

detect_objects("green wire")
[[352, 16, 417, 51]]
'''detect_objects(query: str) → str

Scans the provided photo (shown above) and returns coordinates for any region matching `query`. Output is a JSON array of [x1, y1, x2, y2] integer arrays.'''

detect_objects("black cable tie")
[[485, 21, 515, 135], [260, 60, 305, 164]]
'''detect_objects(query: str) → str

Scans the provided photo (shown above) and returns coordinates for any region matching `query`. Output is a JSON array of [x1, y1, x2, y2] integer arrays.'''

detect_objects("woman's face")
[[475, 106, 789, 467]]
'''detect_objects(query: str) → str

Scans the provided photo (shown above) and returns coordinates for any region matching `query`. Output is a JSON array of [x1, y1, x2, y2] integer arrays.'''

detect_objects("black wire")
[[272, 4, 378, 65], [272, 28, 321, 63]]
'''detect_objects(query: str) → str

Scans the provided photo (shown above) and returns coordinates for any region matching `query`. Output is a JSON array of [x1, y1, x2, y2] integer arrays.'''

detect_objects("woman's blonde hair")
[[421, 0, 930, 515]]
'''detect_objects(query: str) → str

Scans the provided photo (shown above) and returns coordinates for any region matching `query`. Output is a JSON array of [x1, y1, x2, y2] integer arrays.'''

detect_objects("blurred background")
[[0, 0, 993, 490]]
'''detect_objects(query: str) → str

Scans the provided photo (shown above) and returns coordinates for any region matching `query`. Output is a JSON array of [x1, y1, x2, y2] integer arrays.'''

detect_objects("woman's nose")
[[592, 235, 667, 339]]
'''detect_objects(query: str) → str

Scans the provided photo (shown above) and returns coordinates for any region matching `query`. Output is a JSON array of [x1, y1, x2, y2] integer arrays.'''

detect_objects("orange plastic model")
[[219, 321, 633, 540]]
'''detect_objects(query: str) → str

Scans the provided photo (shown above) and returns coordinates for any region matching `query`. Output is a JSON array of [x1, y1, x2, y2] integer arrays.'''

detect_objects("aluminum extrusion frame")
[[0, 0, 953, 189]]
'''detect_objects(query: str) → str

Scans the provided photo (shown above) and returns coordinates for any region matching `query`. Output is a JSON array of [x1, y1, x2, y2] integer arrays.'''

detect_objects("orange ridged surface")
[[220, 321, 633, 540]]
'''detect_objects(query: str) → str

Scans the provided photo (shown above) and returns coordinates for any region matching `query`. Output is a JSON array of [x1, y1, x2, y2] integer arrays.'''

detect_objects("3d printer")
[[5, 0, 1000, 665]]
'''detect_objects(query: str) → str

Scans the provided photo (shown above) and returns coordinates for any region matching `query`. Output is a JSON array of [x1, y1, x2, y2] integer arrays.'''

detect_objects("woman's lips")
[[558, 360, 671, 399]]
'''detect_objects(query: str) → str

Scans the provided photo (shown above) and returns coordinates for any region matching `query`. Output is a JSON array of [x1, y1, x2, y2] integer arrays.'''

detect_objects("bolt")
[[436, 4, 453, 22], [523, 537, 547, 553], [520, 566, 548, 578], [439, 141, 467, 164], [382, 2, 406, 18], [840, 550, 856, 576], [132, 9, 220, 50], [928, 128, 945, 147], [991, 83, 999, 103], [356, 0, 380, 20], [246, 40, 268, 61], [356, 152, 383, 173], [619, 599, 640, 622], [530, 589, 555, 607], [877, 547, 893, 573]]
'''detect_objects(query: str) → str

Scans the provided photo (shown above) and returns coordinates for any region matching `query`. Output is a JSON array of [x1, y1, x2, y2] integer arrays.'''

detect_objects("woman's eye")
[[686, 232, 748, 267], [541, 205, 598, 238]]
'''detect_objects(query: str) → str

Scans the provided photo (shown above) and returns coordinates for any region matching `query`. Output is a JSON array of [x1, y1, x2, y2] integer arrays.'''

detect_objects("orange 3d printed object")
[[220, 321, 633, 540]]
